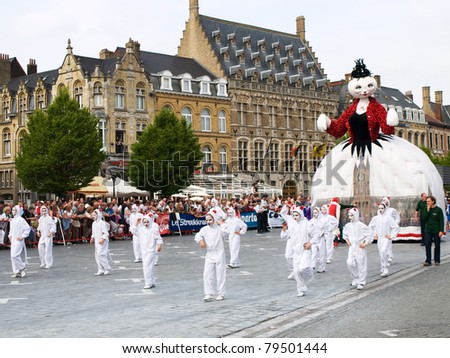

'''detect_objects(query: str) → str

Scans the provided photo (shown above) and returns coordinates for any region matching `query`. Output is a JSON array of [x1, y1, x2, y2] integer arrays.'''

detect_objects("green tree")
[[16, 88, 105, 197], [420, 146, 450, 166], [129, 108, 203, 196]]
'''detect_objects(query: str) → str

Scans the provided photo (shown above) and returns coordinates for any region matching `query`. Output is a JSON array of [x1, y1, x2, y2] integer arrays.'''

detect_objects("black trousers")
[[424, 232, 441, 264]]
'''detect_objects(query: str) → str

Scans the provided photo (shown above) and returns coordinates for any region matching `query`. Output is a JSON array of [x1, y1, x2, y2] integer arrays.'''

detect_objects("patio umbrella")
[[76, 176, 109, 197], [190, 196, 205, 202], [171, 193, 188, 198]]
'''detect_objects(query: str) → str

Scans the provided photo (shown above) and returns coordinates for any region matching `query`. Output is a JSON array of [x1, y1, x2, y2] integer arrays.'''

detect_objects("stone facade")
[[178, 0, 339, 196]]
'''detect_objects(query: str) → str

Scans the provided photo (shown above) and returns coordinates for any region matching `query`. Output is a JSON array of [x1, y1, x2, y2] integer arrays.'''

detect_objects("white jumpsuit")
[[280, 205, 315, 295], [9, 207, 31, 276], [91, 209, 111, 274], [37, 211, 57, 268], [225, 209, 247, 267], [195, 213, 230, 297], [343, 209, 374, 287], [369, 208, 399, 275], [136, 217, 163, 287], [384, 202, 400, 261], [129, 206, 143, 262]]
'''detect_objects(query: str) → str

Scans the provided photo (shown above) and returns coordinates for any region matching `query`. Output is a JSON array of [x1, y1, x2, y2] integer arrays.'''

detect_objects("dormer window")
[[180, 73, 193, 93], [243, 35, 251, 49], [216, 78, 228, 97], [220, 46, 230, 62], [212, 29, 221, 44], [227, 33, 236, 46], [160, 70, 173, 91], [299, 47, 306, 59], [198, 75, 212, 95], [257, 39, 266, 52], [236, 49, 245, 64], [285, 44, 293, 56], [266, 54, 274, 69], [272, 41, 280, 55]]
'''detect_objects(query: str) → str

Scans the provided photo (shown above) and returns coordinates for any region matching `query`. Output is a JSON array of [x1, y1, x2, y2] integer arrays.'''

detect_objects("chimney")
[[405, 90, 413, 102], [296, 16, 306, 41], [99, 48, 114, 59], [422, 86, 430, 105], [189, 0, 199, 19], [435, 90, 443, 122], [125, 38, 141, 62], [27, 59, 37, 75]]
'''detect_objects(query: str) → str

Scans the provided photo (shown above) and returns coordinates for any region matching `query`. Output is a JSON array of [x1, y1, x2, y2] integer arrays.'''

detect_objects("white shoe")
[[357, 284, 364, 290], [350, 280, 358, 287], [203, 294, 214, 302], [133, 259, 141, 263], [44, 266, 51, 269], [11, 273, 20, 278], [143, 284, 155, 289], [297, 291, 305, 297], [94, 271, 104, 276], [215, 295, 224, 301], [40, 264, 46, 268], [287, 272, 295, 280], [317, 269, 325, 273], [20, 271, 27, 278], [380, 269, 389, 277], [388, 257, 393, 263], [326, 259, 332, 264], [103, 271, 109, 276]]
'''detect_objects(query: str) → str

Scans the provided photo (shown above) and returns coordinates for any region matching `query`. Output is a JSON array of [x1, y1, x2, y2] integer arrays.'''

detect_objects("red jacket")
[[326, 97, 395, 142]]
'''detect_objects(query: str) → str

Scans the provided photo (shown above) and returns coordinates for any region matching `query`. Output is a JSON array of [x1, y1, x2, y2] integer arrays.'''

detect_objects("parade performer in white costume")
[[225, 207, 247, 269], [314, 59, 445, 239], [136, 212, 163, 289], [129, 204, 143, 263], [320, 205, 339, 264], [90, 209, 111, 276], [369, 203, 399, 277], [37, 206, 57, 269], [9, 206, 31, 278], [380, 196, 400, 263], [280, 205, 315, 297], [195, 209, 230, 302], [343, 208, 374, 290]]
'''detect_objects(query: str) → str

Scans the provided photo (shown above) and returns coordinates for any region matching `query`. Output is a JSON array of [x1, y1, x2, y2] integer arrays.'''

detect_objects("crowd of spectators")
[[0, 192, 312, 248]]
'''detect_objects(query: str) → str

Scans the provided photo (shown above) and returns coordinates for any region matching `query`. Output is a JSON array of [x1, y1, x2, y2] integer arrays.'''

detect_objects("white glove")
[[386, 108, 399, 127], [317, 113, 331, 132]]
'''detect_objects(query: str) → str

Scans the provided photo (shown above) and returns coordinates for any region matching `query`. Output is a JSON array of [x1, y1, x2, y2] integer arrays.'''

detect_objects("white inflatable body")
[[311, 135, 446, 240]]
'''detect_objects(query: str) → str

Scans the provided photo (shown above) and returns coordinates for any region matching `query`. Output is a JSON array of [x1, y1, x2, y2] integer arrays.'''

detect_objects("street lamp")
[[107, 166, 121, 199]]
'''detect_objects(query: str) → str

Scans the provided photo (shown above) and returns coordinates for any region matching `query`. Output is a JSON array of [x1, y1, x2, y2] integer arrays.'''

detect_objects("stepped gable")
[[199, 15, 326, 87]]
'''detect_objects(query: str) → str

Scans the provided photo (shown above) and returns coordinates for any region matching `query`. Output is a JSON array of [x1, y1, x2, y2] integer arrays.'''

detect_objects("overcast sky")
[[3, 0, 448, 107]]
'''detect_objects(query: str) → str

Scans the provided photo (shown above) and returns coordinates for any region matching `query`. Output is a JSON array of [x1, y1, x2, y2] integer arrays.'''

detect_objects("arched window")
[[219, 147, 228, 173], [136, 83, 145, 111], [181, 107, 192, 127], [93, 82, 103, 107], [202, 145, 213, 173], [218, 110, 226, 133], [115, 80, 125, 109], [3, 129, 11, 157], [201, 109, 211, 131], [74, 80, 83, 108]]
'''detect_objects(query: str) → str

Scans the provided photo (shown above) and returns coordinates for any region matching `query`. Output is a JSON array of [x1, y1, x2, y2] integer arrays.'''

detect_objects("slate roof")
[[198, 15, 327, 87], [110, 48, 216, 78], [1, 69, 58, 94]]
